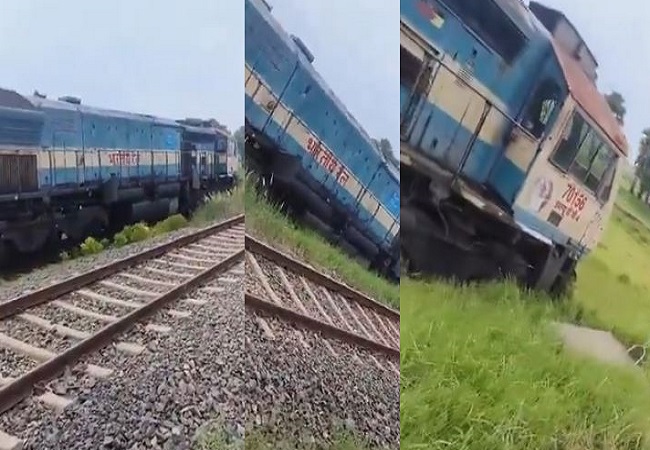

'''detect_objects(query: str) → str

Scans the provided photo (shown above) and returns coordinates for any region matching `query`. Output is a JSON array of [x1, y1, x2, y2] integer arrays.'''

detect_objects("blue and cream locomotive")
[[245, 0, 400, 280], [0, 89, 236, 264], [400, 0, 627, 295]]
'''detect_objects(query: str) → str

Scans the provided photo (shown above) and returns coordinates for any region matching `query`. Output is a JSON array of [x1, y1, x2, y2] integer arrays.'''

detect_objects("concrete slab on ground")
[[553, 322, 637, 368]]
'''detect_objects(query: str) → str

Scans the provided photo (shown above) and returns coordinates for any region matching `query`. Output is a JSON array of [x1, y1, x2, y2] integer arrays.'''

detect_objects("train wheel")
[[400, 245, 414, 277], [0, 240, 7, 268], [550, 268, 577, 301], [87, 218, 108, 239]]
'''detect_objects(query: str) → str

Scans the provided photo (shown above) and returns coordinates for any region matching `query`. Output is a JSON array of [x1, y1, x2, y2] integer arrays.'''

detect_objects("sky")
[[534, 0, 646, 162], [266, 0, 400, 155], [0, 1, 635, 163], [0, 0, 243, 131]]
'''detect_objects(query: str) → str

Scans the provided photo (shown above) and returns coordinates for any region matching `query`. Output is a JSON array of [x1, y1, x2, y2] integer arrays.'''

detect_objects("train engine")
[[245, 0, 400, 281], [176, 118, 238, 193], [400, 0, 627, 296], [0, 91, 233, 266]]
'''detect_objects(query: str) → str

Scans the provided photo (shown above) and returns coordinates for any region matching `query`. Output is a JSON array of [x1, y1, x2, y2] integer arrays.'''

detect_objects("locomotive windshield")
[[551, 111, 618, 202]]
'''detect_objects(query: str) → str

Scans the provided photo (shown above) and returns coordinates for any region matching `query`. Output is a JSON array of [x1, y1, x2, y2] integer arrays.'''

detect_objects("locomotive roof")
[[252, 0, 388, 164], [182, 123, 229, 138], [552, 41, 628, 156], [0, 88, 41, 111], [26, 95, 182, 128], [529, 1, 598, 68]]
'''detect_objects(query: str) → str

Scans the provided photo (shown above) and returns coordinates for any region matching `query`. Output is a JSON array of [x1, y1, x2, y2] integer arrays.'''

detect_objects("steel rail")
[[0, 248, 244, 414], [245, 293, 399, 359], [245, 235, 399, 318], [0, 214, 244, 320]]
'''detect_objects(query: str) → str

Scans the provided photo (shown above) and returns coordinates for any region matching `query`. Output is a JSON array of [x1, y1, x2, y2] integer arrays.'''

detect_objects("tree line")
[[607, 91, 650, 203]]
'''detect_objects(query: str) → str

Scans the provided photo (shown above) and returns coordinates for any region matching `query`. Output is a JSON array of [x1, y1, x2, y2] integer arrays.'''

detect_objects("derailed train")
[[400, 0, 627, 295], [244, 0, 401, 281], [0, 89, 238, 265]]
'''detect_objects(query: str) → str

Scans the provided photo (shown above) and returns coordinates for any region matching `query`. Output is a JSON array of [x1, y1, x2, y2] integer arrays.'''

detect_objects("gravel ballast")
[[244, 308, 400, 450], [0, 227, 202, 302], [13, 272, 245, 450]]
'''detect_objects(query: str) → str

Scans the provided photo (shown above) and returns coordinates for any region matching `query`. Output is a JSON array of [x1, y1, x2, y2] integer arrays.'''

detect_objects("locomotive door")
[[506, 78, 562, 172], [181, 142, 194, 179], [400, 22, 483, 173], [399, 28, 438, 141], [490, 64, 565, 203]]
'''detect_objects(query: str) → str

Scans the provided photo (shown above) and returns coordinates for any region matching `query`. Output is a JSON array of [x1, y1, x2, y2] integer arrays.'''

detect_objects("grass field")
[[401, 185, 650, 449], [190, 181, 245, 226], [574, 189, 650, 346]]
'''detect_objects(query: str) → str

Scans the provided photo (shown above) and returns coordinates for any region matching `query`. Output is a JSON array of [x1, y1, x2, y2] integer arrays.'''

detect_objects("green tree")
[[633, 128, 650, 201], [605, 91, 626, 125]]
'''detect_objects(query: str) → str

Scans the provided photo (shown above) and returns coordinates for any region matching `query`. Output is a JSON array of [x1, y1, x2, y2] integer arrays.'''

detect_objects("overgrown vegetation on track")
[[243, 175, 398, 309], [401, 185, 650, 449], [193, 424, 371, 450]]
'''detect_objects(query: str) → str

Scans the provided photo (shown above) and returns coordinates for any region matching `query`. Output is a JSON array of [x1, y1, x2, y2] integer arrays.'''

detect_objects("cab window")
[[550, 112, 619, 202], [522, 79, 561, 138]]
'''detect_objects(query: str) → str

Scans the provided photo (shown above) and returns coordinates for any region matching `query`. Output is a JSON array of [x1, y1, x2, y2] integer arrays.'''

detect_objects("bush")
[[152, 214, 188, 235], [79, 237, 104, 256], [122, 222, 152, 243], [113, 231, 129, 248], [191, 183, 244, 226]]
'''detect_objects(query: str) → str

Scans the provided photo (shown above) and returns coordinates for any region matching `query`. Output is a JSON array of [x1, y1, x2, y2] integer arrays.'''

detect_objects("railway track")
[[244, 236, 400, 447], [0, 214, 245, 449], [245, 234, 400, 373]]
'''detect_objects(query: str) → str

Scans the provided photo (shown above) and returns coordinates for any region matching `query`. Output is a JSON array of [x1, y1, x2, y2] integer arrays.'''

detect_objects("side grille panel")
[[0, 154, 38, 195]]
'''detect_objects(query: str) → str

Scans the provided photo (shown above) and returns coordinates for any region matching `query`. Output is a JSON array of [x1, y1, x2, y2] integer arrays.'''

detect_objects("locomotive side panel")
[[32, 96, 185, 191], [0, 89, 44, 196], [400, 1, 569, 209], [280, 62, 398, 246]]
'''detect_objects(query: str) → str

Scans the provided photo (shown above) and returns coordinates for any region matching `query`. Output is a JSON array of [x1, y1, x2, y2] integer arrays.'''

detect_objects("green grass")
[[192, 423, 369, 450], [191, 182, 245, 226], [244, 430, 373, 450], [572, 187, 650, 346], [244, 175, 398, 308], [191, 421, 243, 450], [401, 279, 650, 450], [401, 184, 650, 448]]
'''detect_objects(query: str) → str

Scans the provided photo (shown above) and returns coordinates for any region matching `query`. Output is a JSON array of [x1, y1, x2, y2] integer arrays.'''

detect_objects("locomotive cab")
[[511, 43, 626, 293], [400, 0, 627, 295]]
